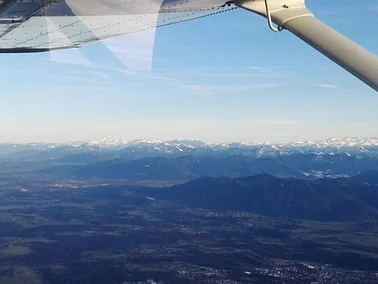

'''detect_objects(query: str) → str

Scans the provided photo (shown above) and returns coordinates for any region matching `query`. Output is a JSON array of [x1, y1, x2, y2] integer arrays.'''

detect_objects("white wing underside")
[[0, 0, 234, 52], [2, 0, 377, 91]]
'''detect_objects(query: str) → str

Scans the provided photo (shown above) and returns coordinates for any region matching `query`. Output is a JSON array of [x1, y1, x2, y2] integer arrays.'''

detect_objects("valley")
[[1, 139, 378, 283], [1, 171, 378, 283]]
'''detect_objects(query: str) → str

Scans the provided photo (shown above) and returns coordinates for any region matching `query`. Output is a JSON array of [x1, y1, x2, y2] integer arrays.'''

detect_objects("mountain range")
[[46, 153, 378, 180], [1, 137, 378, 163], [138, 170, 378, 221]]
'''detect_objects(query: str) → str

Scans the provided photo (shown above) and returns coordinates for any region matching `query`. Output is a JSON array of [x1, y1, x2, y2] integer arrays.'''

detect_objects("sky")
[[0, 0, 377, 143]]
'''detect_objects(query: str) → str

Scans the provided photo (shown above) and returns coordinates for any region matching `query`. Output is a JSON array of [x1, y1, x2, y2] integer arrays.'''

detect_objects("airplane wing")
[[0, 0, 234, 53], [1, 0, 377, 91]]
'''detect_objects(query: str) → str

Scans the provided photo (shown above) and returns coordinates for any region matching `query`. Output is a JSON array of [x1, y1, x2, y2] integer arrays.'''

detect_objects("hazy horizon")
[[1, 131, 377, 145]]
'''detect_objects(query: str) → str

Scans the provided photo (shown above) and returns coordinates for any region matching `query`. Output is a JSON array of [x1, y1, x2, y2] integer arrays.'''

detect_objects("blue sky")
[[0, 0, 377, 143]]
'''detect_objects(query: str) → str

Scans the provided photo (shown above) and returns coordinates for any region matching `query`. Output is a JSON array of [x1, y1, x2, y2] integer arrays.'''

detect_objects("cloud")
[[222, 84, 283, 92], [154, 66, 284, 79], [249, 120, 301, 125], [101, 30, 156, 70], [181, 84, 211, 90], [48, 49, 94, 68], [49, 51, 180, 83], [39, 69, 114, 86], [48, 54, 288, 95], [91, 70, 112, 81], [180, 83, 283, 95], [314, 84, 339, 89], [48, 28, 157, 72]]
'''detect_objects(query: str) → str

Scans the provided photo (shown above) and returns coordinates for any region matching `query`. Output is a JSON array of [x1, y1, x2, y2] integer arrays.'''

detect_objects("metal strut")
[[263, 0, 283, 32], [224, 0, 283, 32], [234, 0, 378, 92]]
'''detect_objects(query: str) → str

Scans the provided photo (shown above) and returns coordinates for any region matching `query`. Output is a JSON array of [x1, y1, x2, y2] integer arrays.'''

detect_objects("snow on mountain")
[[85, 139, 128, 148], [24, 137, 378, 150], [1, 137, 378, 159]]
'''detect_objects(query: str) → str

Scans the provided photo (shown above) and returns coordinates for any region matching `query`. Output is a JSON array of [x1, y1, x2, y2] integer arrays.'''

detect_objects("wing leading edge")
[[0, 0, 234, 53]]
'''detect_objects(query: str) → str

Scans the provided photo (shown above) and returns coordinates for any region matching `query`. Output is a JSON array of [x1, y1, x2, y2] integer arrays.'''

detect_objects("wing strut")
[[234, 0, 378, 92], [263, 0, 284, 32]]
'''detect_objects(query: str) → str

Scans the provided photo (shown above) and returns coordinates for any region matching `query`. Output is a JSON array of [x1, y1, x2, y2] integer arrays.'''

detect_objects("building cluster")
[[163, 261, 228, 281], [251, 262, 378, 283], [120, 262, 378, 284]]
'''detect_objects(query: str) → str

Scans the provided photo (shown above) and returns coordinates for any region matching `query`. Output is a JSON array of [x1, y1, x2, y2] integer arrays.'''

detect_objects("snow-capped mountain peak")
[[1, 137, 378, 160]]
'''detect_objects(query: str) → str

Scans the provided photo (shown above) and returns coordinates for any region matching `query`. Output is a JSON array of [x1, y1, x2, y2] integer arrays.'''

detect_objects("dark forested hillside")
[[140, 171, 378, 221]]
